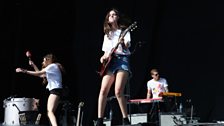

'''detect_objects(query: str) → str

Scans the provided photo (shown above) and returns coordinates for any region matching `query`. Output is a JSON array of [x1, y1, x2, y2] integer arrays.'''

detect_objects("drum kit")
[[2, 97, 40, 125]]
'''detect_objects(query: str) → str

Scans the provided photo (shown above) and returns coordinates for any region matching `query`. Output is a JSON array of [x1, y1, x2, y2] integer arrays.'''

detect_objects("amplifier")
[[159, 112, 187, 126]]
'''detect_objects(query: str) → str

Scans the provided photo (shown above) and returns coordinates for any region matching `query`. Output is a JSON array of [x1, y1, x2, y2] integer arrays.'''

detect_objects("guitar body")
[[98, 49, 114, 77], [97, 22, 137, 77], [99, 59, 111, 77]]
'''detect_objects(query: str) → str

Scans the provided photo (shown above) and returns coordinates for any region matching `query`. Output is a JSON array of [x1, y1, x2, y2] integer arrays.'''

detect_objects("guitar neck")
[[76, 108, 81, 126], [76, 102, 84, 126], [109, 22, 137, 55]]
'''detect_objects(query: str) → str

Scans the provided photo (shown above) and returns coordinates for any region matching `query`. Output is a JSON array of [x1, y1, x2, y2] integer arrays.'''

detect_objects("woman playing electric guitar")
[[95, 8, 133, 126]]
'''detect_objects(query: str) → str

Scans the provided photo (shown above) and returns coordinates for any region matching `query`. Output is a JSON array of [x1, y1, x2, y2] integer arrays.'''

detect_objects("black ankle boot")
[[122, 117, 131, 125], [95, 118, 105, 126]]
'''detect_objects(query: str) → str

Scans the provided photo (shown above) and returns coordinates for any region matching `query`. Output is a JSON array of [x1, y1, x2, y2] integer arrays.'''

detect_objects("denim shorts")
[[107, 54, 132, 76]]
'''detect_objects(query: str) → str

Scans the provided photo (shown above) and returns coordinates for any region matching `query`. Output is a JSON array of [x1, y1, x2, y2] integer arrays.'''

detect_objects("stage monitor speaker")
[[130, 113, 147, 124], [104, 113, 152, 126], [159, 112, 186, 126]]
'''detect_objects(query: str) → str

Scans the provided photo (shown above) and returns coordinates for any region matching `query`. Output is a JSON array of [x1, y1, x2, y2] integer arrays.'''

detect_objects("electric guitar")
[[97, 21, 137, 77], [76, 102, 84, 126]]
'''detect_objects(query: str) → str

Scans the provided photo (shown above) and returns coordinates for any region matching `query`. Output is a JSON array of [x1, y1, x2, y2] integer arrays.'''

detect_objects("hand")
[[118, 38, 127, 48], [16, 68, 22, 72], [100, 55, 108, 63], [29, 60, 35, 66], [15, 68, 27, 73], [158, 92, 164, 97], [118, 38, 124, 43]]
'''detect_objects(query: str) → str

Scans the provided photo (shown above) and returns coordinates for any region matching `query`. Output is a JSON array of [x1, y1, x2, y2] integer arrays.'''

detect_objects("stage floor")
[[0, 122, 224, 126], [0, 125, 48, 126]]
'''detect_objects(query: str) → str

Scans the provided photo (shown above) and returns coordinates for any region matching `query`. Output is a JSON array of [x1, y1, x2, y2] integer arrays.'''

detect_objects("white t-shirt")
[[102, 29, 131, 56], [43, 63, 63, 91], [147, 77, 168, 98]]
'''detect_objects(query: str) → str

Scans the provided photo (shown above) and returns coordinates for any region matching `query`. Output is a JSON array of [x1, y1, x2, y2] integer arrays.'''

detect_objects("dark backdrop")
[[1, 0, 224, 125]]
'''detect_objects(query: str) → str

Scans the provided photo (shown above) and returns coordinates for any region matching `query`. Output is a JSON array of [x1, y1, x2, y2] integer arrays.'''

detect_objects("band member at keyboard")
[[144, 68, 170, 123], [147, 68, 169, 99]]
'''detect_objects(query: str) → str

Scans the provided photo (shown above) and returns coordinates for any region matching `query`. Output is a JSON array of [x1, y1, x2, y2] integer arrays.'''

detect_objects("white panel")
[[159, 112, 186, 126], [130, 113, 147, 124]]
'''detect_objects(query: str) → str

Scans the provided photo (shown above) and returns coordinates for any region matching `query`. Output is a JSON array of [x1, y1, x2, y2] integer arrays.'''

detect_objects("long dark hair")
[[103, 8, 131, 36]]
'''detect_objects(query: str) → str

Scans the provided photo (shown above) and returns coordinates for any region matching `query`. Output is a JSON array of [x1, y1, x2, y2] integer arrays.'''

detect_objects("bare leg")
[[98, 74, 114, 118], [96, 74, 114, 126], [114, 70, 129, 118], [47, 94, 60, 126]]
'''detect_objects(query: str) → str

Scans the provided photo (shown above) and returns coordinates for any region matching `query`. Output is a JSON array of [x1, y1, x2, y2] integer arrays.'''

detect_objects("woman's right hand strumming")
[[100, 55, 109, 64]]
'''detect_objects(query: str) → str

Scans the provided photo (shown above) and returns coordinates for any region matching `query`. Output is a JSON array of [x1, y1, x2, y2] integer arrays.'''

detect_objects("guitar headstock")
[[119, 21, 138, 40], [130, 21, 137, 31], [124, 21, 137, 33], [78, 101, 84, 108]]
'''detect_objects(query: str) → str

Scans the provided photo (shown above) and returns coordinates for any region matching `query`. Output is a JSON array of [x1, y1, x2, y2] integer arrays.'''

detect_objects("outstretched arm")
[[16, 68, 45, 77]]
